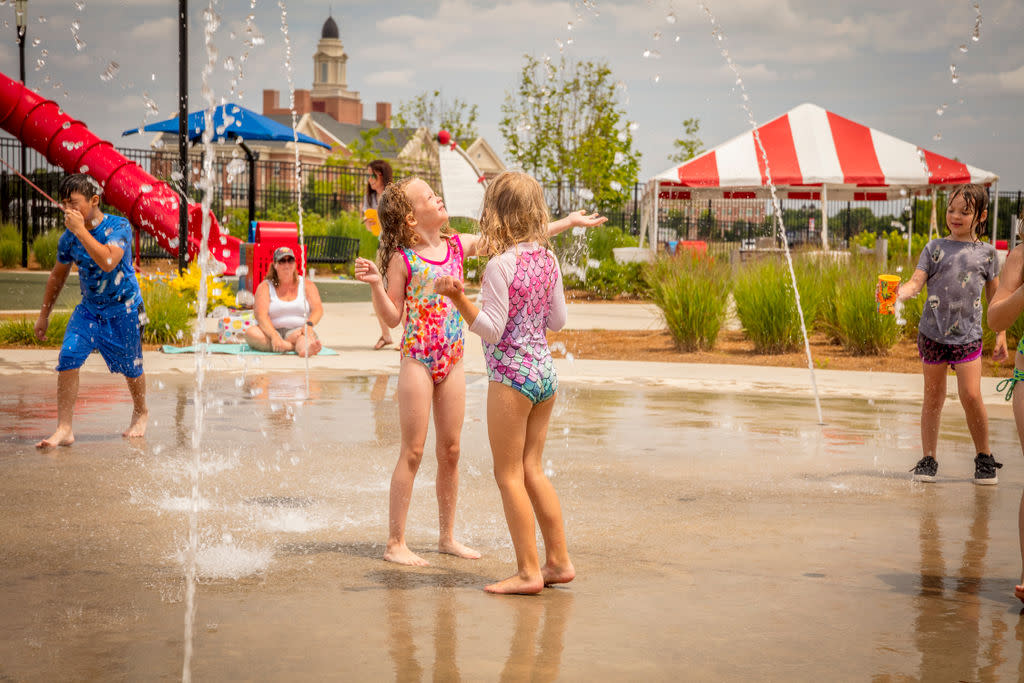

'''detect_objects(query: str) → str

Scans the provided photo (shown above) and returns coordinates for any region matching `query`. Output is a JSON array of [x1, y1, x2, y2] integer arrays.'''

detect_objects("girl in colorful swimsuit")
[[986, 202, 1024, 601], [354, 176, 604, 567], [897, 184, 1007, 485], [435, 171, 577, 594]]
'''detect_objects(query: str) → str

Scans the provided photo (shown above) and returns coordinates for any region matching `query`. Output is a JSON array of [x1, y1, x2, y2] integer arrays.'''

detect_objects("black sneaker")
[[911, 456, 938, 482], [974, 453, 1002, 485]]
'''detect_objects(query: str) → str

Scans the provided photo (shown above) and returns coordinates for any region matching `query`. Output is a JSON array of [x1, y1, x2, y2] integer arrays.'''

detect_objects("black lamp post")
[[178, 0, 188, 273], [15, 0, 27, 268]]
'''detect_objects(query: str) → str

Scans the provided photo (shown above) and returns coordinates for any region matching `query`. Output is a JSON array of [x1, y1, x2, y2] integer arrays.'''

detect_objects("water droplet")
[[75, 0, 85, 9], [936, 105, 945, 116], [71, 20, 80, 31], [959, 44, 968, 53], [74, 36, 87, 52], [62, 121, 71, 130], [949, 64, 959, 84], [666, 12, 677, 24], [100, 61, 120, 82], [140, 184, 153, 193], [31, 38, 40, 46], [223, 56, 235, 71], [79, 165, 89, 173], [567, 21, 573, 31], [652, 31, 662, 41], [933, 132, 942, 141]]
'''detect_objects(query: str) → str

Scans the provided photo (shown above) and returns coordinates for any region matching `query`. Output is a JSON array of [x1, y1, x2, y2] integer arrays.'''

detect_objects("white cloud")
[[364, 70, 415, 87], [129, 17, 176, 42]]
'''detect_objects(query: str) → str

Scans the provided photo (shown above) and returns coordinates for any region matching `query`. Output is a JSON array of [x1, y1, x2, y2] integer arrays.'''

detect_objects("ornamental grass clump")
[[0, 311, 70, 346], [732, 257, 811, 354], [32, 230, 60, 270], [140, 277, 195, 345], [827, 265, 901, 355], [646, 253, 730, 352]]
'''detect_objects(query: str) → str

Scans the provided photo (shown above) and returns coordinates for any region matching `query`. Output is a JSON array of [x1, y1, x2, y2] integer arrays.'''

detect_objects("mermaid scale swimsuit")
[[483, 247, 560, 403]]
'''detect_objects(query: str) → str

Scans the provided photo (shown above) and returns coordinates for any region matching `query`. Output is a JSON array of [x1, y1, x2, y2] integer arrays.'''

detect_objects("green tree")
[[345, 127, 403, 165], [393, 89, 479, 144], [499, 55, 640, 212], [669, 117, 704, 163]]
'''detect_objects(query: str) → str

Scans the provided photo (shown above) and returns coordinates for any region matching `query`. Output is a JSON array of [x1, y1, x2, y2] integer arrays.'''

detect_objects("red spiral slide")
[[0, 71, 241, 274]]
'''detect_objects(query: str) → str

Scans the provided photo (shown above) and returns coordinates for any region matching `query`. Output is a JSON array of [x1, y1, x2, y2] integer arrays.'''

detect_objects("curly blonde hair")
[[477, 171, 551, 257], [377, 177, 454, 286]]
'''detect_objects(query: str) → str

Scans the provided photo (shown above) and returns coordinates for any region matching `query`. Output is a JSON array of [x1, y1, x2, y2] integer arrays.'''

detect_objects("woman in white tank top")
[[245, 246, 325, 356]]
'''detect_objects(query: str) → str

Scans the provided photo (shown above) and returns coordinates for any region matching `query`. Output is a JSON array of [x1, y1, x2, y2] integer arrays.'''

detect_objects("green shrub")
[[0, 223, 18, 242], [32, 230, 60, 270], [464, 256, 486, 284], [829, 272, 901, 354], [646, 253, 730, 351], [586, 225, 638, 262], [0, 239, 19, 267], [141, 278, 194, 345], [0, 311, 70, 346], [580, 260, 650, 299], [733, 257, 813, 353]]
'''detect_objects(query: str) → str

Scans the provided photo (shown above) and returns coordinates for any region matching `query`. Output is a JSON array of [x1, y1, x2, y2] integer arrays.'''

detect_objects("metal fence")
[[0, 136, 439, 241], [3, 135, 1021, 258], [652, 190, 1024, 250]]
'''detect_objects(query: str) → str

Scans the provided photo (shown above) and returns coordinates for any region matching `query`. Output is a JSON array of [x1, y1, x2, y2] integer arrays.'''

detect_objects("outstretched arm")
[[354, 255, 406, 328], [989, 245, 1024, 332], [547, 210, 607, 238], [896, 268, 928, 302]]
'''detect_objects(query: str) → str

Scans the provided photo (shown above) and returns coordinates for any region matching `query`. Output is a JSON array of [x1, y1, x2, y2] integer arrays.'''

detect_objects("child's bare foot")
[[485, 573, 544, 595], [542, 561, 576, 586], [1015, 583, 1024, 604], [438, 539, 481, 559], [384, 543, 430, 567], [36, 426, 75, 449], [123, 410, 148, 438]]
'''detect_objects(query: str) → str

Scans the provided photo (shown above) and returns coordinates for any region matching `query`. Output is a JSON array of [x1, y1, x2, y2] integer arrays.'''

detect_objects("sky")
[[0, 0, 1022, 188]]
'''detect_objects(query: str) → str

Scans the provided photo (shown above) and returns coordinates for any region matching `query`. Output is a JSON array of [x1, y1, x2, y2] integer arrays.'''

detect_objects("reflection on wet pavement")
[[1, 372, 1023, 679]]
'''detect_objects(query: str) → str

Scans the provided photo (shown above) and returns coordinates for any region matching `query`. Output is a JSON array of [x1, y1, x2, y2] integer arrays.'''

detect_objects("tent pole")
[[652, 183, 659, 252], [820, 184, 828, 250], [991, 182, 999, 245], [907, 191, 912, 262], [929, 189, 938, 241]]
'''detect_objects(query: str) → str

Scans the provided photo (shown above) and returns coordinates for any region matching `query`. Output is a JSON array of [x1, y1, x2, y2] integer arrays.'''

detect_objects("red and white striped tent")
[[646, 102, 999, 247]]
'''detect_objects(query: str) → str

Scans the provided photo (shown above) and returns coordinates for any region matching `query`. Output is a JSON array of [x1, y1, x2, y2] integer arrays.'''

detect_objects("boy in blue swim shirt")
[[33, 174, 147, 448]]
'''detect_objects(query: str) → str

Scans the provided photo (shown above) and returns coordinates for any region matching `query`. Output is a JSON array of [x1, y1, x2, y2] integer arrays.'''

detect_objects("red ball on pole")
[[436, 129, 451, 145]]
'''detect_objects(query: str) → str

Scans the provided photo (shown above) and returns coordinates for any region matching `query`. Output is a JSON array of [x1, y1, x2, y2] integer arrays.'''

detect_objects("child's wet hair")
[[946, 183, 989, 240], [478, 171, 550, 256], [376, 177, 452, 286], [58, 173, 101, 201]]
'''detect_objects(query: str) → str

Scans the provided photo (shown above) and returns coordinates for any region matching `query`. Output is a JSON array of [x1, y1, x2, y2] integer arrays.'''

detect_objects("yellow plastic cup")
[[876, 274, 901, 315], [364, 208, 380, 237]]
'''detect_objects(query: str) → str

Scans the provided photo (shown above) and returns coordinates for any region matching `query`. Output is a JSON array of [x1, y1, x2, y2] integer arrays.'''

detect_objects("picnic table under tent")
[[640, 102, 1000, 253]]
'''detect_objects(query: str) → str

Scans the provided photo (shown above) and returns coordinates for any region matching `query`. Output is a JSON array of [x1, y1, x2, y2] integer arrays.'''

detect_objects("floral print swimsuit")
[[400, 235, 465, 383]]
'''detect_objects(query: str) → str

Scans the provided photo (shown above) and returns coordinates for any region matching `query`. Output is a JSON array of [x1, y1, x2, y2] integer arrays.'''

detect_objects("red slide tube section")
[[0, 71, 240, 274]]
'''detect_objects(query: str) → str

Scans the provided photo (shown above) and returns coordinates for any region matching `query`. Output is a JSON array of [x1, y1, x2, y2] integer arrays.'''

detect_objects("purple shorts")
[[917, 333, 983, 366]]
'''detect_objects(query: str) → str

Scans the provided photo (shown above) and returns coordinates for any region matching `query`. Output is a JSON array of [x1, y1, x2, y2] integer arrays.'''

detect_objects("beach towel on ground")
[[160, 343, 338, 356]]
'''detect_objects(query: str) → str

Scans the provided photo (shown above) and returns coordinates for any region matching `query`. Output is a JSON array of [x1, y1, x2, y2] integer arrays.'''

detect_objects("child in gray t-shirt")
[[896, 184, 1007, 485]]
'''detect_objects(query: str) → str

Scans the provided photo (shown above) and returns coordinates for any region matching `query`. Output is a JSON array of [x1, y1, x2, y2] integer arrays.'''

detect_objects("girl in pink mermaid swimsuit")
[[435, 171, 598, 595], [355, 175, 606, 570]]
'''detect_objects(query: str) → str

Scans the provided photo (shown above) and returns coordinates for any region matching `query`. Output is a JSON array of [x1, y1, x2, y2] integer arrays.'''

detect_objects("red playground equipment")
[[241, 221, 307, 292], [0, 70, 242, 275]]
